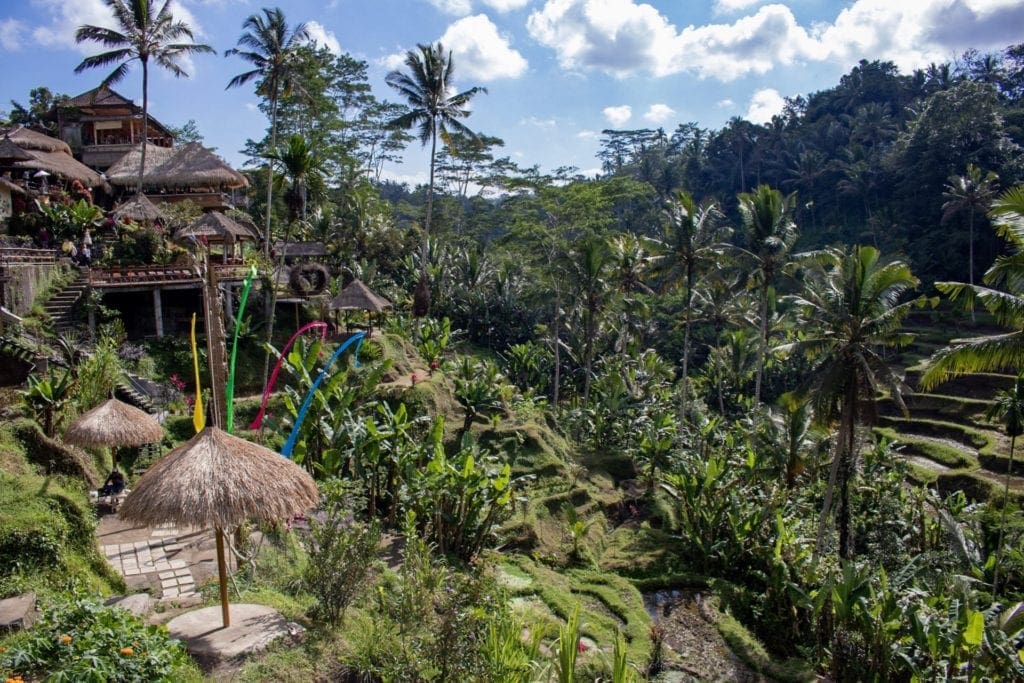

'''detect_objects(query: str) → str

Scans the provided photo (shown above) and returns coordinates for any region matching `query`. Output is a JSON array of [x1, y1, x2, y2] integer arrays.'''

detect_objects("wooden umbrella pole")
[[216, 527, 230, 627]]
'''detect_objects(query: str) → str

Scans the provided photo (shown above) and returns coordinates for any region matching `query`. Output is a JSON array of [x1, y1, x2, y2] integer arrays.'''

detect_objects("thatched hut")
[[0, 126, 105, 187], [173, 211, 258, 261], [104, 143, 176, 186], [119, 426, 319, 626], [112, 192, 167, 225], [330, 278, 392, 334]]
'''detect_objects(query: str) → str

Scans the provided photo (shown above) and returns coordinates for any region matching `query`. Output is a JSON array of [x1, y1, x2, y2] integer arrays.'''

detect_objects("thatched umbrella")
[[112, 192, 167, 224], [118, 426, 319, 627], [0, 136, 34, 163], [64, 398, 163, 468]]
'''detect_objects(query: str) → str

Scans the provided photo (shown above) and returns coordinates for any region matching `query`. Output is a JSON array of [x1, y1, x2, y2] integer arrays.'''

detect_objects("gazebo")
[[112, 192, 168, 226], [173, 211, 258, 262], [330, 278, 392, 335]]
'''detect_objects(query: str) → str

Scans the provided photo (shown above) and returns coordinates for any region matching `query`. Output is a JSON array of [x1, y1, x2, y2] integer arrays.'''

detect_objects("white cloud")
[[714, 0, 765, 13], [716, 98, 735, 108], [603, 105, 632, 127], [744, 88, 785, 124], [305, 21, 341, 56], [526, 0, 1024, 82], [378, 51, 407, 71], [0, 18, 25, 50], [480, 0, 532, 10], [426, 0, 473, 15], [439, 14, 528, 80], [30, 0, 204, 53], [643, 103, 675, 124], [577, 129, 598, 139], [244, 102, 260, 113], [521, 116, 556, 128]]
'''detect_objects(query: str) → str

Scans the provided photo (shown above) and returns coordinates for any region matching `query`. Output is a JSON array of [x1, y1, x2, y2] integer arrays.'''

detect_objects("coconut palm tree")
[[225, 7, 309, 257], [922, 186, 1024, 389], [780, 245, 924, 560], [942, 164, 999, 318], [737, 184, 799, 406], [386, 42, 485, 316], [985, 373, 1024, 600], [570, 237, 611, 407], [650, 190, 728, 418], [265, 133, 327, 225], [74, 0, 213, 195]]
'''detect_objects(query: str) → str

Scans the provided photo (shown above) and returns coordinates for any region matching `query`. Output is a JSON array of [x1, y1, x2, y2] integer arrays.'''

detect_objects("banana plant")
[[21, 371, 75, 437]]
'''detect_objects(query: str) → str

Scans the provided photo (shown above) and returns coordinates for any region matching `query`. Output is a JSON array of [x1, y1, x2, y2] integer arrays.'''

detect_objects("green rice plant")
[[553, 602, 581, 683]]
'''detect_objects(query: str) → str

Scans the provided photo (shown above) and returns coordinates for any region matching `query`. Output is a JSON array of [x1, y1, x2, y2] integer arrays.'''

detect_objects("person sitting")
[[98, 470, 125, 497]]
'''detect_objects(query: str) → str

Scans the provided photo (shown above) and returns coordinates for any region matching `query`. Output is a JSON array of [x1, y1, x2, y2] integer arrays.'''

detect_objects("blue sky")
[[2, 0, 1023, 184]]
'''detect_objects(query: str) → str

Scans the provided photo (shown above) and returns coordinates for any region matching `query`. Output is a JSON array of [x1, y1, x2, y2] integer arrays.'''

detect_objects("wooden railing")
[[87, 262, 253, 287], [0, 247, 59, 265]]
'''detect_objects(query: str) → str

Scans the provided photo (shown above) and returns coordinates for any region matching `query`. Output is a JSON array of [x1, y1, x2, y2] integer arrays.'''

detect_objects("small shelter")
[[174, 211, 258, 262], [112, 192, 167, 225], [106, 142, 248, 210], [330, 278, 392, 335], [64, 397, 164, 470], [118, 426, 319, 627], [0, 126, 105, 188]]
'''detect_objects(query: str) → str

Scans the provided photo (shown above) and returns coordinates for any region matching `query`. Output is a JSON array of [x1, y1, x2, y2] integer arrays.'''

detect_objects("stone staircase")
[[43, 270, 88, 335]]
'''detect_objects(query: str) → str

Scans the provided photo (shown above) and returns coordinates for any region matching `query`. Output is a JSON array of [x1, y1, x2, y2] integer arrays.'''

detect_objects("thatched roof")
[[3, 126, 72, 155], [104, 144, 175, 185], [330, 279, 392, 312], [64, 398, 163, 448], [112, 193, 167, 223], [69, 85, 133, 108], [0, 136, 34, 162], [174, 211, 258, 243], [118, 426, 319, 529], [107, 143, 247, 190]]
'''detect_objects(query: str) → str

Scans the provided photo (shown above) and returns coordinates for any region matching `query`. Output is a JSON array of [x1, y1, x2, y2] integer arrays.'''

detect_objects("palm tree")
[[225, 7, 309, 258], [942, 164, 999, 318], [570, 237, 610, 407], [781, 245, 923, 560], [737, 184, 799, 406], [985, 373, 1024, 600], [74, 0, 213, 195], [650, 190, 728, 418], [386, 42, 485, 316], [922, 186, 1024, 389], [608, 232, 654, 354], [265, 133, 327, 224]]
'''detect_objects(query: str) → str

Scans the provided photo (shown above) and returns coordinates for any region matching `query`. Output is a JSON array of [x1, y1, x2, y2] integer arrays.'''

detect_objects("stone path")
[[101, 524, 209, 598]]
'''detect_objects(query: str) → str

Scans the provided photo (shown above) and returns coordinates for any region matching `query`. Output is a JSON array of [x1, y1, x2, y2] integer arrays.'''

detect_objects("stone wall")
[[0, 261, 69, 316]]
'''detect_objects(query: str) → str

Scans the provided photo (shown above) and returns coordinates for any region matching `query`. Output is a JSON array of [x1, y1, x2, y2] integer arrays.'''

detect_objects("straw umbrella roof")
[[174, 211, 259, 243], [3, 126, 72, 155], [330, 279, 392, 313], [118, 426, 319, 529], [104, 143, 176, 185], [112, 193, 167, 223], [64, 398, 163, 449], [0, 136, 34, 162]]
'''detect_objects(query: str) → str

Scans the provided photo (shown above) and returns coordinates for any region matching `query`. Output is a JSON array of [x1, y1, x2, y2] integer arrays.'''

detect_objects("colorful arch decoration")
[[249, 321, 329, 430]]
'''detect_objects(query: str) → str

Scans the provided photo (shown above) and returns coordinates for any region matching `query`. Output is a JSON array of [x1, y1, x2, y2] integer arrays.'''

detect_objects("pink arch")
[[249, 321, 329, 430]]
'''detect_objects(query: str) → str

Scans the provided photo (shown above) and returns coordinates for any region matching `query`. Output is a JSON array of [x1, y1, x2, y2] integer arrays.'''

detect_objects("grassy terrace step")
[[874, 427, 978, 469], [876, 392, 992, 421], [876, 415, 996, 453], [902, 369, 1015, 396]]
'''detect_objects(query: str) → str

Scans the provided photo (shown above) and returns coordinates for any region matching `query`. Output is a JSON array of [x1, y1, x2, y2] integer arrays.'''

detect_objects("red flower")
[[577, 641, 587, 653]]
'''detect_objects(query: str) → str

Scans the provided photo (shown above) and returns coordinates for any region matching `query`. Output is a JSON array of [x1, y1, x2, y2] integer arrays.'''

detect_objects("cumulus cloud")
[[426, 0, 473, 15], [30, 0, 204, 52], [305, 21, 341, 55], [716, 98, 735, 108], [0, 18, 25, 50], [526, 0, 1024, 81], [643, 103, 675, 124], [603, 105, 632, 127], [714, 0, 765, 13], [480, 0, 532, 10], [439, 15, 528, 80], [378, 51, 407, 71], [577, 129, 599, 139], [744, 88, 785, 124]]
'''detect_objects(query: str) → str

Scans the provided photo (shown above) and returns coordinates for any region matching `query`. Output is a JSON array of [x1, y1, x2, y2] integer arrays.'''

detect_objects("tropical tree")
[[985, 373, 1024, 600], [386, 42, 485, 316], [74, 0, 213, 195], [649, 190, 728, 417], [737, 184, 799, 406], [942, 163, 999, 315], [266, 133, 327, 225], [781, 245, 924, 560], [570, 237, 611, 407], [922, 186, 1024, 389], [225, 7, 309, 257]]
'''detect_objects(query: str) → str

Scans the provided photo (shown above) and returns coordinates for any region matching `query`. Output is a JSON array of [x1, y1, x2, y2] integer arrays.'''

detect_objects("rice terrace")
[[1, 0, 1024, 680]]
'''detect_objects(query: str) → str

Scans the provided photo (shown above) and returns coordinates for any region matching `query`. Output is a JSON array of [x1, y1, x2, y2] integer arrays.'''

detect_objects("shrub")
[[0, 594, 191, 682]]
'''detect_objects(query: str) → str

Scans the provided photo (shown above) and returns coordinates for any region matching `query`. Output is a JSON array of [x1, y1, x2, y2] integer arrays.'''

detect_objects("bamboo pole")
[[215, 528, 230, 627]]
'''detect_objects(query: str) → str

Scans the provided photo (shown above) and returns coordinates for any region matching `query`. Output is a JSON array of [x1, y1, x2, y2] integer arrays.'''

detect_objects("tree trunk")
[[552, 285, 561, 406], [968, 210, 976, 324], [754, 284, 769, 406], [138, 61, 149, 196], [583, 296, 595, 407], [260, 93, 281, 395], [814, 384, 858, 563], [680, 263, 693, 421], [992, 433, 1015, 599], [414, 122, 438, 317]]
